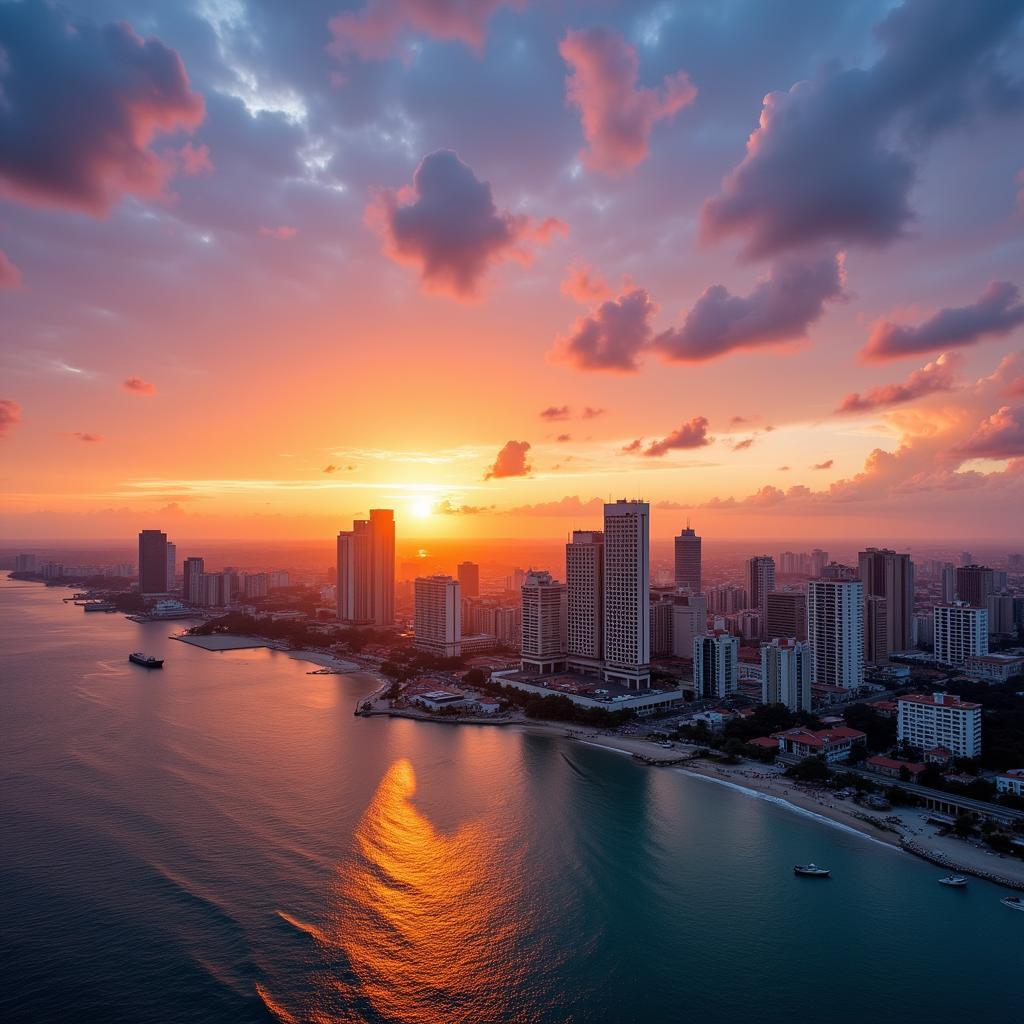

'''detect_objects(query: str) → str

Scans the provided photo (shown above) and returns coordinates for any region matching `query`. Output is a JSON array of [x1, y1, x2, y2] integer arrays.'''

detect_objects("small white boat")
[[794, 863, 830, 877], [938, 875, 969, 887], [1001, 895, 1024, 912]]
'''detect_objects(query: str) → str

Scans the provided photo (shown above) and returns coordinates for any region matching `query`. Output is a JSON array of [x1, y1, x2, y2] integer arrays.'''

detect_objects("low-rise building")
[[996, 769, 1024, 798], [866, 755, 927, 780], [771, 726, 867, 764], [965, 653, 1024, 684]]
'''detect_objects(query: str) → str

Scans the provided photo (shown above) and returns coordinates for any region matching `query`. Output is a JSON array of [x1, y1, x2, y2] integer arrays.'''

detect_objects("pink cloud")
[[259, 225, 298, 239], [176, 142, 213, 176], [328, 0, 521, 59], [812, 459, 834, 470], [433, 498, 494, 515], [958, 406, 1024, 460], [485, 439, 531, 479], [367, 149, 560, 298], [732, 438, 755, 451], [559, 28, 696, 175], [0, 3, 204, 215], [123, 376, 156, 395], [554, 287, 656, 372], [0, 249, 22, 289], [837, 352, 960, 413], [653, 251, 844, 363], [72, 432, 104, 443], [861, 282, 1024, 361], [582, 406, 605, 419], [556, 433, 571, 442], [561, 263, 611, 303], [0, 399, 21, 437], [645, 417, 712, 457]]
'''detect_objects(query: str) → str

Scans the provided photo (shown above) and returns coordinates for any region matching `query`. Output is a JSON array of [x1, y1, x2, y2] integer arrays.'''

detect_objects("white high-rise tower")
[[602, 500, 650, 689]]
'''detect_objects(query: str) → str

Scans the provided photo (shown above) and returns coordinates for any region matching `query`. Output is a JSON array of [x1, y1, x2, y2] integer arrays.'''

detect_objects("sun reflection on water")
[[260, 759, 530, 1023]]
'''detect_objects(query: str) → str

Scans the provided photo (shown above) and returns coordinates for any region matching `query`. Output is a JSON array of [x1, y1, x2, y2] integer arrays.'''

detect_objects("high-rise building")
[[243, 572, 269, 599], [673, 525, 701, 593], [933, 603, 988, 666], [941, 563, 956, 604], [457, 561, 480, 599], [183, 557, 204, 605], [166, 543, 177, 591], [745, 556, 776, 635], [14, 554, 37, 573], [413, 575, 461, 658], [956, 564, 994, 608], [693, 631, 738, 700], [671, 593, 708, 658], [520, 571, 567, 673], [858, 547, 914, 661], [566, 530, 603, 673], [821, 562, 856, 581], [650, 594, 675, 657], [765, 591, 807, 642], [602, 500, 650, 689], [336, 510, 395, 626], [897, 692, 981, 759], [808, 578, 864, 689], [864, 594, 889, 664], [986, 592, 1016, 635], [369, 509, 395, 626], [707, 584, 747, 615], [138, 530, 168, 595], [761, 638, 811, 712]]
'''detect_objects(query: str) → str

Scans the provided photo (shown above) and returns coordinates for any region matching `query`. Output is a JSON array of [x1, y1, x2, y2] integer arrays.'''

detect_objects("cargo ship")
[[128, 652, 164, 668]]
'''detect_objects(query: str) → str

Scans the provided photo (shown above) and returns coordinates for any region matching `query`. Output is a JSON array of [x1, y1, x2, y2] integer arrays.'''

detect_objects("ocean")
[[1, 573, 1020, 1023]]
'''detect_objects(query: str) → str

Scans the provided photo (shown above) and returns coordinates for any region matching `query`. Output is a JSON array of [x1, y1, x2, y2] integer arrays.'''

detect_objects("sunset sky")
[[2, 0, 1024, 542]]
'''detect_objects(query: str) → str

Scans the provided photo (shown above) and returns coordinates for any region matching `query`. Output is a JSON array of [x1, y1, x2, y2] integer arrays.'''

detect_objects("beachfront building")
[[413, 575, 462, 658], [771, 726, 866, 764], [520, 570, 567, 674], [761, 638, 811, 713], [602, 500, 650, 689], [996, 769, 1024, 798], [896, 692, 982, 759], [566, 530, 603, 674]]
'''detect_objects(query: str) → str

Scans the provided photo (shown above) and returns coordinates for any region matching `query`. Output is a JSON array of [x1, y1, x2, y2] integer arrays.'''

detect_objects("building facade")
[[807, 578, 864, 689], [520, 570, 567, 673], [765, 591, 807, 642], [602, 501, 650, 689], [745, 556, 776, 637], [566, 530, 603, 673], [858, 547, 915, 660], [933, 602, 988, 667], [897, 692, 982, 759], [693, 631, 738, 700], [337, 509, 395, 626], [138, 530, 169, 595], [761, 638, 811, 712], [457, 560, 480, 599], [413, 575, 462, 658]]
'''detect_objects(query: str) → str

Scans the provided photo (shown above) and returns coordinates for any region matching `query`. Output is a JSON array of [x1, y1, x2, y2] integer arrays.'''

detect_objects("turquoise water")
[[1, 572, 1020, 1023]]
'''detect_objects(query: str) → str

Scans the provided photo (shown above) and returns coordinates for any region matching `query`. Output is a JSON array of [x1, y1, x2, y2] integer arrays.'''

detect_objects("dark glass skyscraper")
[[138, 530, 168, 595], [673, 525, 701, 593]]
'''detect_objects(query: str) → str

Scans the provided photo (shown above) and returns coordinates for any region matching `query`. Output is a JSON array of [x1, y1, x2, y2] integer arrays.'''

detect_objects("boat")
[[128, 652, 164, 668], [84, 601, 116, 612], [1001, 896, 1024, 912], [794, 864, 830, 877], [938, 875, 969, 887]]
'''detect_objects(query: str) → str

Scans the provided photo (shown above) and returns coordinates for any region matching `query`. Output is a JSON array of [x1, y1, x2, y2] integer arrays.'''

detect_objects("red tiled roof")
[[749, 736, 780, 749], [867, 755, 926, 775], [898, 693, 981, 711]]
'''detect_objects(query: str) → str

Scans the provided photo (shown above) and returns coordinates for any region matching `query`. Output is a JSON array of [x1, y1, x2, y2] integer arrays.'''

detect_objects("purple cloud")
[[367, 149, 564, 298], [540, 405, 571, 421], [701, 1, 1024, 257], [559, 27, 696, 176], [645, 417, 712, 457], [0, 1, 204, 215], [123, 377, 156, 395], [861, 282, 1024, 361], [837, 352, 960, 413], [555, 287, 656, 372], [653, 252, 843, 363], [0, 250, 22, 289]]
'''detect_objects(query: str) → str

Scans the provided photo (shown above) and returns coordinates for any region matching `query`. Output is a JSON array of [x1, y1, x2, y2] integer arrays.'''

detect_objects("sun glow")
[[409, 496, 433, 519]]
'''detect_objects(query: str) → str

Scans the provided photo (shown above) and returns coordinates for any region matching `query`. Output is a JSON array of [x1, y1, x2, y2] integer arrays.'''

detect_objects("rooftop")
[[898, 692, 981, 711]]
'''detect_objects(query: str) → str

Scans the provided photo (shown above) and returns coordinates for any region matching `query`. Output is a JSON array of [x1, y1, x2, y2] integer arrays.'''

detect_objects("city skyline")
[[2, 1, 1024, 542]]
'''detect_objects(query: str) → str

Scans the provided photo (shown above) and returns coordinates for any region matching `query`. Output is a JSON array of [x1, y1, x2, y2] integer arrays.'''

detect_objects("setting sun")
[[409, 497, 434, 519]]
